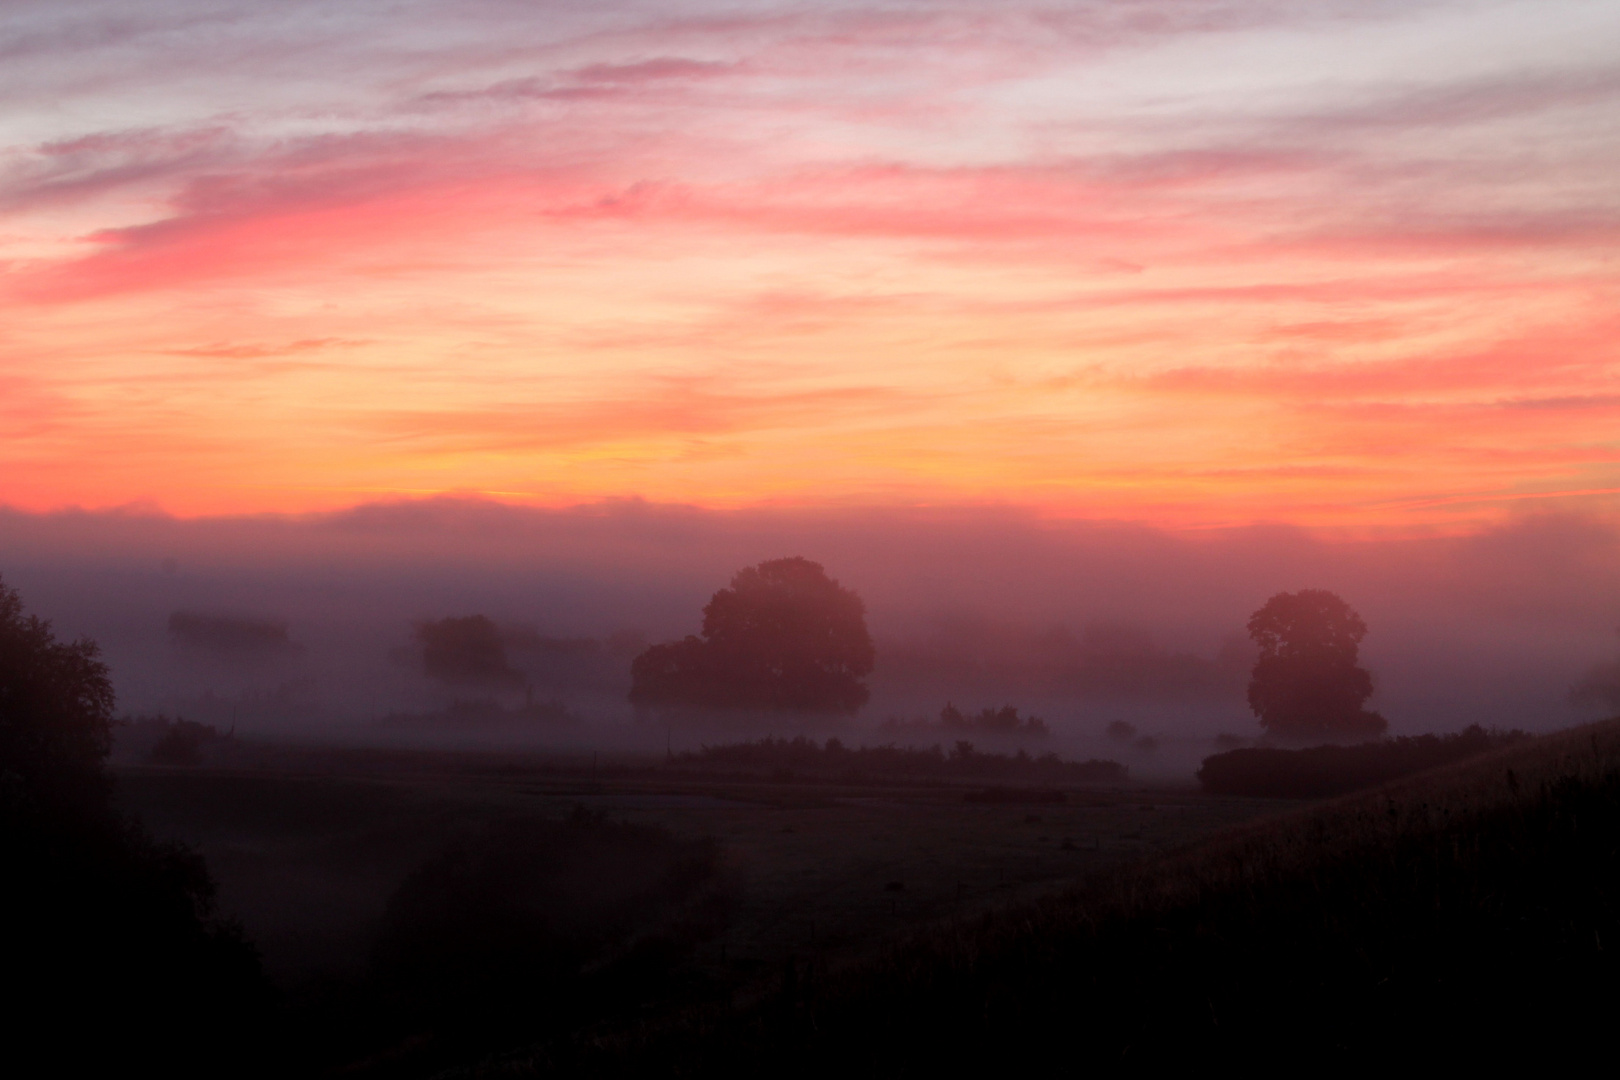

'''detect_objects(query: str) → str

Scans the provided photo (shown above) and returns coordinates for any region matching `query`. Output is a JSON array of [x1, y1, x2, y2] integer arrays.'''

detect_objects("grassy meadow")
[[113, 742, 1274, 1074], [534, 717, 1620, 1076], [108, 717, 1620, 1075]]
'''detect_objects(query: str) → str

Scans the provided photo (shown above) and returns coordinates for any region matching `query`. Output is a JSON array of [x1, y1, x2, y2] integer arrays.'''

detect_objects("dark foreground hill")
[[463, 717, 1620, 1075]]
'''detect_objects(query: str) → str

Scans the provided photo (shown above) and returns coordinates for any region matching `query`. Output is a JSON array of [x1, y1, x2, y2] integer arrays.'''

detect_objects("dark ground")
[[114, 748, 1281, 992], [116, 723, 1620, 1077]]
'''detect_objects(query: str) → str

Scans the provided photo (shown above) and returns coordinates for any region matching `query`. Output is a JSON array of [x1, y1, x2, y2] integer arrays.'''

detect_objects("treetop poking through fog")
[[631, 557, 874, 715], [2, 1, 1619, 529], [1246, 590, 1386, 741]]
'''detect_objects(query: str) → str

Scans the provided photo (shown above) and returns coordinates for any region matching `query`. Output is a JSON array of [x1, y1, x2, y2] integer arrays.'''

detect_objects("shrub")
[[674, 736, 1124, 784], [1196, 725, 1528, 797]]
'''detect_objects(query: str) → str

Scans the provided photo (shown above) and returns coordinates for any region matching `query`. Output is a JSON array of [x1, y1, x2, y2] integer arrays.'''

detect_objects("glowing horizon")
[[4, 0, 1619, 531]]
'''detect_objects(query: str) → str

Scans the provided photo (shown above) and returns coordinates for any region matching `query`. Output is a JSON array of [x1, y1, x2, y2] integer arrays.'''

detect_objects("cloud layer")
[[2, 0, 1618, 527]]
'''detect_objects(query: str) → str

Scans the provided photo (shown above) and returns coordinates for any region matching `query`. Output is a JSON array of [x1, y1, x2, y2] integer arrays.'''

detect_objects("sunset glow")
[[5, 0, 1619, 529]]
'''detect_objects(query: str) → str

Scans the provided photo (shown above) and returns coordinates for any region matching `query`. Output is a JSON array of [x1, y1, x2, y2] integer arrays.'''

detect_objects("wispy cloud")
[[1, 0, 1616, 528]]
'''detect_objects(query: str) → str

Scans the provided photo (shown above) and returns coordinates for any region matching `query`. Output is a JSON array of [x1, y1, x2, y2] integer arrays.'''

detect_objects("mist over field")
[[4, 499, 1616, 768]]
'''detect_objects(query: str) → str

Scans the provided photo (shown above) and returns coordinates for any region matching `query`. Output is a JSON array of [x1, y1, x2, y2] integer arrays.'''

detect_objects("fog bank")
[[3, 499, 1617, 767]]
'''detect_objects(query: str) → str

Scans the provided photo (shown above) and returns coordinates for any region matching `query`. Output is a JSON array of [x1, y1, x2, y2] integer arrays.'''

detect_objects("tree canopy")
[[0, 579, 116, 828], [630, 557, 874, 714], [0, 575, 266, 1073], [1246, 589, 1386, 740], [416, 614, 521, 686]]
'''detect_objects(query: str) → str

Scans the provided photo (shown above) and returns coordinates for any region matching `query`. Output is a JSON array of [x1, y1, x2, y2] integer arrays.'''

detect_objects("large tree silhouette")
[[1246, 589, 1387, 741], [630, 557, 874, 714], [0, 575, 265, 1074]]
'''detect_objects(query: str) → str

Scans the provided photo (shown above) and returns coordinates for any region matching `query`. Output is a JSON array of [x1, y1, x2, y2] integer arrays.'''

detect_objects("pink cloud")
[[368, 380, 904, 455], [2, 0, 1617, 528]]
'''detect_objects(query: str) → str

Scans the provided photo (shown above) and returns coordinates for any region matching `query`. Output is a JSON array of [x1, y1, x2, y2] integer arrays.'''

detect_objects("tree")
[[416, 614, 520, 686], [0, 579, 117, 829], [0, 575, 266, 1074], [630, 557, 875, 714], [1245, 589, 1386, 741]]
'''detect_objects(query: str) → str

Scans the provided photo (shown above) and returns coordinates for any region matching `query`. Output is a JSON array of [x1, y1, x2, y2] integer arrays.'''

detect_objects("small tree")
[[416, 614, 520, 686], [630, 557, 874, 714], [1246, 589, 1386, 741]]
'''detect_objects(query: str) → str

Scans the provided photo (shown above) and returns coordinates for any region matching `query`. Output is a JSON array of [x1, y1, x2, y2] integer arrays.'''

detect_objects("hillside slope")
[[474, 717, 1620, 1076]]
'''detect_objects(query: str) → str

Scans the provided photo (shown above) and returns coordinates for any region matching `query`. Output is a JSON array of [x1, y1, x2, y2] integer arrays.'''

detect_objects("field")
[[114, 747, 1279, 988], [112, 742, 1283, 1073], [549, 715, 1620, 1076], [111, 719, 1620, 1076]]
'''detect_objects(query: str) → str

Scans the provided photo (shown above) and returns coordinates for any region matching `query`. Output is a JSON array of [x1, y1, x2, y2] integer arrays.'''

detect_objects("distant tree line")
[[120, 714, 239, 767], [884, 703, 1050, 739], [673, 736, 1124, 784], [1197, 725, 1529, 798], [415, 565, 1413, 750], [381, 696, 575, 730]]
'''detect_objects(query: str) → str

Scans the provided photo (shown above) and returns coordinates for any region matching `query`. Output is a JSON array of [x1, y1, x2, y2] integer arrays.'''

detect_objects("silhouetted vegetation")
[[941, 702, 1048, 736], [1, 577, 266, 1075], [121, 714, 240, 766], [631, 557, 874, 714], [1246, 589, 1387, 740], [962, 787, 1066, 804], [416, 614, 522, 686], [884, 702, 1049, 739], [381, 696, 576, 730], [1571, 627, 1620, 712], [168, 610, 295, 654], [298, 807, 737, 1075], [1197, 725, 1530, 797], [672, 736, 1124, 784]]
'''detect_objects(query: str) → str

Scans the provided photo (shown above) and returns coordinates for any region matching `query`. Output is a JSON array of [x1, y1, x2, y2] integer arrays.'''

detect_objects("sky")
[[4, 0, 1619, 530]]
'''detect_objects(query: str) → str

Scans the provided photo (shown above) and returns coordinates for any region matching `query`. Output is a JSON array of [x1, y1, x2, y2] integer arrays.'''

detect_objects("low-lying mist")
[[3, 499, 1618, 773]]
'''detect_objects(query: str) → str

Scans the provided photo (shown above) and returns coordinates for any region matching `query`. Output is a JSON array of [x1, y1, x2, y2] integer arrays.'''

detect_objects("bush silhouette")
[[1197, 725, 1529, 797], [1246, 590, 1386, 740], [631, 557, 874, 714], [416, 614, 521, 686]]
